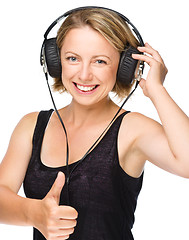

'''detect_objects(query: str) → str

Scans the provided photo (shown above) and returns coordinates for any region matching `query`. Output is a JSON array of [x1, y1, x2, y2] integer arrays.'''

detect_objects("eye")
[[66, 56, 78, 62], [96, 59, 107, 65]]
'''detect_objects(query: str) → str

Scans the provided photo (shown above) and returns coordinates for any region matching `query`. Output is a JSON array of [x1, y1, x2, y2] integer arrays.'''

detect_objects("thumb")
[[139, 78, 150, 97], [47, 172, 65, 204], [139, 78, 146, 90]]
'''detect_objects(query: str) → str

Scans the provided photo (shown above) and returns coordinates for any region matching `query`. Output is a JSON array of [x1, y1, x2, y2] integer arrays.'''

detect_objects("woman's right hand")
[[34, 172, 78, 240]]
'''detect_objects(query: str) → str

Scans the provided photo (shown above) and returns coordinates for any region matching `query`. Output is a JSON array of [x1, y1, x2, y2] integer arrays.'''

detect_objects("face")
[[60, 26, 120, 107]]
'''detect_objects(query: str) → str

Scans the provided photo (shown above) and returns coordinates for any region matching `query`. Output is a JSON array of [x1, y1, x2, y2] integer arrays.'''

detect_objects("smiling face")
[[60, 26, 120, 106]]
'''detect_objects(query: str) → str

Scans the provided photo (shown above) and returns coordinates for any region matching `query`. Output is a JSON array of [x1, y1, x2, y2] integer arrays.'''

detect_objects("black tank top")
[[23, 109, 144, 240]]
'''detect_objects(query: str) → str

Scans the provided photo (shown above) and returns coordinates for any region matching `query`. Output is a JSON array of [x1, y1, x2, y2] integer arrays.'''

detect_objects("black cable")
[[68, 80, 140, 180], [44, 72, 70, 204], [44, 71, 139, 205]]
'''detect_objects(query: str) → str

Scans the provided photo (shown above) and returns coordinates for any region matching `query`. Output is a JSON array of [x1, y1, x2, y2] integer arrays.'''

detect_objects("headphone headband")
[[41, 6, 145, 86], [43, 6, 144, 46]]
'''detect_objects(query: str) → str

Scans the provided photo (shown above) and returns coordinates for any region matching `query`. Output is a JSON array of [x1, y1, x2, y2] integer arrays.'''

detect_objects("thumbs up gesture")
[[34, 172, 78, 239]]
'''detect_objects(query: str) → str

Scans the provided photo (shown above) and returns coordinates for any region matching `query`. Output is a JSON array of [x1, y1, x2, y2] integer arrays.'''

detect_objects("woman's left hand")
[[132, 43, 168, 98]]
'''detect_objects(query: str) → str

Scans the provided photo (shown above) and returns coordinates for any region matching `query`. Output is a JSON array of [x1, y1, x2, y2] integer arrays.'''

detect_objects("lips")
[[73, 82, 99, 93]]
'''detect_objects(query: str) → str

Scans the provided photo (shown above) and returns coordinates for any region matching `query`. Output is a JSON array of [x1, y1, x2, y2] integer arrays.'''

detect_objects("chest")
[[40, 122, 115, 168]]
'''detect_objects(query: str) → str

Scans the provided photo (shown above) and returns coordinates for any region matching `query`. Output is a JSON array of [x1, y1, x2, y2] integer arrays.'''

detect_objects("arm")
[[132, 43, 189, 178], [0, 113, 77, 239], [0, 186, 39, 226], [0, 113, 37, 225]]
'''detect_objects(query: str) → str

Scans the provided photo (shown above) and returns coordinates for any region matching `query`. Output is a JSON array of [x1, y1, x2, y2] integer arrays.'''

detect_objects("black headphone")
[[40, 6, 144, 86]]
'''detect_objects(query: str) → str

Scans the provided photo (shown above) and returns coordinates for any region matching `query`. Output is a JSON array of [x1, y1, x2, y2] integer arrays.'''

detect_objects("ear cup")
[[117, 46, 141, 86], [44, 38, 62, 78]]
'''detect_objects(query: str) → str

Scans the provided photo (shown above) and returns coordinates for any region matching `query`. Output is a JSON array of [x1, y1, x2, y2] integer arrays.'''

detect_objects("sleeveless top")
[[23, 109, 144, 240]]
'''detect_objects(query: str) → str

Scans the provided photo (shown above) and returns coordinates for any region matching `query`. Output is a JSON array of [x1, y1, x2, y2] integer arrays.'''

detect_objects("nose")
[[78, 62, 93, 82]]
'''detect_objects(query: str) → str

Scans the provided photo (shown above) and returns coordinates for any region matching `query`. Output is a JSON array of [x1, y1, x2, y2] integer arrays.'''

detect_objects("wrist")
[[25, 198, 42, 228], [148, 84, 166, 102]]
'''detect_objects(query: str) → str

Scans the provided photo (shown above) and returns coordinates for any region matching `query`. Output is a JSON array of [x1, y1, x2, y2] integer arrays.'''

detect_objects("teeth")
[[76, 84, 96, 92]]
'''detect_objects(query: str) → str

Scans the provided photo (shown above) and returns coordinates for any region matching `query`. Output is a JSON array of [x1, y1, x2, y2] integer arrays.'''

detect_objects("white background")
[[0, 0, 189, 239]]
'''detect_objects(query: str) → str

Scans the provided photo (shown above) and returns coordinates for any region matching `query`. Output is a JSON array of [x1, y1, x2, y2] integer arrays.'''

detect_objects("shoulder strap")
[[32, 109, 54, 146]]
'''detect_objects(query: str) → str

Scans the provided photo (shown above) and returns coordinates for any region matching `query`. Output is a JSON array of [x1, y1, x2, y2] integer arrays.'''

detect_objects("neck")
[[63, 96, 117, 127]]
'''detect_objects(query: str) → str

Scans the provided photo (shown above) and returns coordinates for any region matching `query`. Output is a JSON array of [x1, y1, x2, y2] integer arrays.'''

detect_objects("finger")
[[56, 227, 75, 236], [47, 172, 65, 204], [54, 219, 77, 229], [132, 53, 155, 66], [57, 235, 70, 240], [139, 78, 146, 89], [137, 43, 164, 63], [58, 206, 78, 220], [47, 227, 74, 239], [58, 235, 70, 240]]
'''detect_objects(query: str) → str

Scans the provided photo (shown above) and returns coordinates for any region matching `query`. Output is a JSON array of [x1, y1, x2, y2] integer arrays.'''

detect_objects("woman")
[[0, 7, 189, 240]]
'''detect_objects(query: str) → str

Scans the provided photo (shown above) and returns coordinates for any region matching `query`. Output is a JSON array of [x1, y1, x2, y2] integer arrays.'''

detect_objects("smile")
[[73, 82, 99, 93]]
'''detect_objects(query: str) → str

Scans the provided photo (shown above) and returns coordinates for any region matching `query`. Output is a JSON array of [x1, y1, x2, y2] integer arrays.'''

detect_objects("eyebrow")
[[65, 51, 80, 57], [65, 51, 111, 60], [92, 55, 111, 60]]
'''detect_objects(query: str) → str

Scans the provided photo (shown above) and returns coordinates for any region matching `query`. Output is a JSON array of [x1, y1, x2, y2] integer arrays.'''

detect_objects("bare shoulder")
[[4, 110, 40, 154], [118, 111, 163, 177], [123, 111, 159, 124], [18, 111, 39, 128], [0, 111, 40, 192], [11, 111, 41, 151], [14, 112, 39, 140], [118, 111, 158, 151], [121, 111, 162, 137], [121, 111, 165, 151]]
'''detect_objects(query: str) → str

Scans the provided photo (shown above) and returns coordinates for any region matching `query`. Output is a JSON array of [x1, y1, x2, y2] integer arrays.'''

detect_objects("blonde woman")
[[0, 7, 189, 240]]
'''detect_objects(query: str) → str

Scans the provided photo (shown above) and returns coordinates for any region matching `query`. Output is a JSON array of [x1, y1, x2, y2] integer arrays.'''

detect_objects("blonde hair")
[[53, 8, 140, 99]]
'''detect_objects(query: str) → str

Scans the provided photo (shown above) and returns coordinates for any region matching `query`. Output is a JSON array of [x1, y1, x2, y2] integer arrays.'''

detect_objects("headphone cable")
[[44, 72, 70, 204], [44, 70, 140, 205]]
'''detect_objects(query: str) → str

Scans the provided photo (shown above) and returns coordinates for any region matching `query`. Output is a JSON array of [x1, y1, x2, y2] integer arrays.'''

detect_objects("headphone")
[[40, 6, 144, 86]]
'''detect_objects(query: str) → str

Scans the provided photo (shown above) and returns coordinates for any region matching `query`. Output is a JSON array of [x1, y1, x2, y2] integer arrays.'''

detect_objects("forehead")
[[61, 26, 119, 57]]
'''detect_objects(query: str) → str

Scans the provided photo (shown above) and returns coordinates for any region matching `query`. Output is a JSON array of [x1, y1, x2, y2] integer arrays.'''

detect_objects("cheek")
[[109, 62, 120, 87], [101, 70, 117, 93], [61, 63, 76, 85]]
